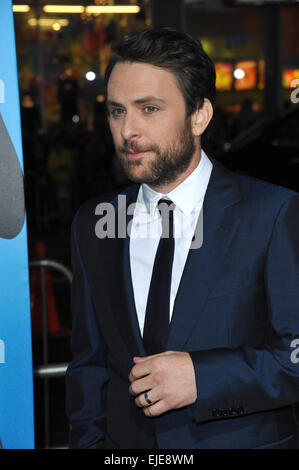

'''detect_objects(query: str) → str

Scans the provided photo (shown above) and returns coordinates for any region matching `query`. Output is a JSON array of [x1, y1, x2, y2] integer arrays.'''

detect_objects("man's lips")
[[126, 150, 149, 159]]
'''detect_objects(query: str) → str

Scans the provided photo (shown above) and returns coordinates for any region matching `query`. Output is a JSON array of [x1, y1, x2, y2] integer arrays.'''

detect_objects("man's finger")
[[129, 351, 174, 383], [133, 356, 148, 363], [135, 388, 159, 408], [143, 399, 169, 417], [129, 359, 154, 382], [129, 375, 152, 396]]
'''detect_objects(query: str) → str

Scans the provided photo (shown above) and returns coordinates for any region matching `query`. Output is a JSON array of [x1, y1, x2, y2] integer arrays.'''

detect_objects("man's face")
[[106, 62, 198, 189]]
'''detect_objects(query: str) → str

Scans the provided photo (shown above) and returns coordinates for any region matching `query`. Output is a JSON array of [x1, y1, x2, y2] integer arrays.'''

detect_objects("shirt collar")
[[139, 150, 212, 217]]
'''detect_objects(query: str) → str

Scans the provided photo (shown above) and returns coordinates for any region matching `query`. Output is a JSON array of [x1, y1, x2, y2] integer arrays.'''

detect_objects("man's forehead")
[[107, 62, 182, 103], [109, 61, 172, 78]]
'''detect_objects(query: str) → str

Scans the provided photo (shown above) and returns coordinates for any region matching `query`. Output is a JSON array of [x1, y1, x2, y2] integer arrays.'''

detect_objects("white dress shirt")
[[129, 150, 213, 335]]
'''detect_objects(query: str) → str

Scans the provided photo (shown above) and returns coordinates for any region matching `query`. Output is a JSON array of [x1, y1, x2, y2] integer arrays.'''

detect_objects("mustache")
[[119, 142, 153, 154]]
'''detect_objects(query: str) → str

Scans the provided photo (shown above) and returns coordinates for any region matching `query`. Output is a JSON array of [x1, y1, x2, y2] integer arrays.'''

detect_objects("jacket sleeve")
[[189, 194, 299, 423], [65, 210, 109, 448]]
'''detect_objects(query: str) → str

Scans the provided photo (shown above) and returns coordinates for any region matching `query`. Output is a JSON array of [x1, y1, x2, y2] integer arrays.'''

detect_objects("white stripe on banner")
[[0, 0, 35, 449]]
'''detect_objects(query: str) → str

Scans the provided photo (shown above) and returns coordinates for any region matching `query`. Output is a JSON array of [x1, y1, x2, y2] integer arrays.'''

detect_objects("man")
[[66, 27, 299, 449]]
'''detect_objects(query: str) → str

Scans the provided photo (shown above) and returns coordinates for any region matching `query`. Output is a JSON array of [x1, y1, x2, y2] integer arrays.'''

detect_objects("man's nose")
[[120, 112, 141, 141]]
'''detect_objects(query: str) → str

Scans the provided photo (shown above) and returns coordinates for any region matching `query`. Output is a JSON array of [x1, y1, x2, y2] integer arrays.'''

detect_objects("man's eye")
[[144, 106, 158, 114], [110, 108, 125, 118]]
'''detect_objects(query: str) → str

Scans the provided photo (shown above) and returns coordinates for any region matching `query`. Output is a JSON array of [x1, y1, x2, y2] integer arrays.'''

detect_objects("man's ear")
[[191, 99, 213, 137]]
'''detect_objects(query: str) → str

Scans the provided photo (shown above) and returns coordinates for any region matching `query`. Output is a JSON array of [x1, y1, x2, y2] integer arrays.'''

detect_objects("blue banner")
[[0, 0, 35, 449]]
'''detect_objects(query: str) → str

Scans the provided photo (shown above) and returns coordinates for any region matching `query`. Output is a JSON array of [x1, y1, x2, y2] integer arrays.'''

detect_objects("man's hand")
[[128, 351, 197, 417]]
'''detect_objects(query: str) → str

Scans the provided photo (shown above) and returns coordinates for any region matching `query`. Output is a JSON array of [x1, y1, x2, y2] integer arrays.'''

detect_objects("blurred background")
[[12, 0, 299, 448]]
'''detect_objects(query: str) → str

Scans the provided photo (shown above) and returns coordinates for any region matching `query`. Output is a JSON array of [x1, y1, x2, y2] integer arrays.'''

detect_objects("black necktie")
[[143, 199, 175, 355]]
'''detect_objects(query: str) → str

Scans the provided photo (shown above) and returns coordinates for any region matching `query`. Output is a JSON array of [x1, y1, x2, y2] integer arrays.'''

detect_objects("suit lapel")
[[167, 160, 242, 351], [123, 230, 146, 356], [97, 184, 145, 358]]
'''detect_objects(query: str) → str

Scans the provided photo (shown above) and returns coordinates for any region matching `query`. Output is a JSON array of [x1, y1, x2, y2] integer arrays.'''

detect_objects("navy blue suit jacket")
[[66, 158, 299, 449]]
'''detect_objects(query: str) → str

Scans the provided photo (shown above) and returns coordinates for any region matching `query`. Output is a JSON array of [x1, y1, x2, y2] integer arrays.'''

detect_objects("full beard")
[[116, 119, 195, 189]]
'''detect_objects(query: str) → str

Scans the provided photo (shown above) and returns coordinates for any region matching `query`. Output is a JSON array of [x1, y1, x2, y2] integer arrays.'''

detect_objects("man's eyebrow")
[[106, 96, 166, 108], [133, 96, 166, 105], [106, 99, 123, 108]]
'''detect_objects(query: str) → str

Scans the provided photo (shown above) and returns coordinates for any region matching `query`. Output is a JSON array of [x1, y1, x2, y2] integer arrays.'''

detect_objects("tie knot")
[[157, 198, 175, 210], [157, 199, 175, 238]]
